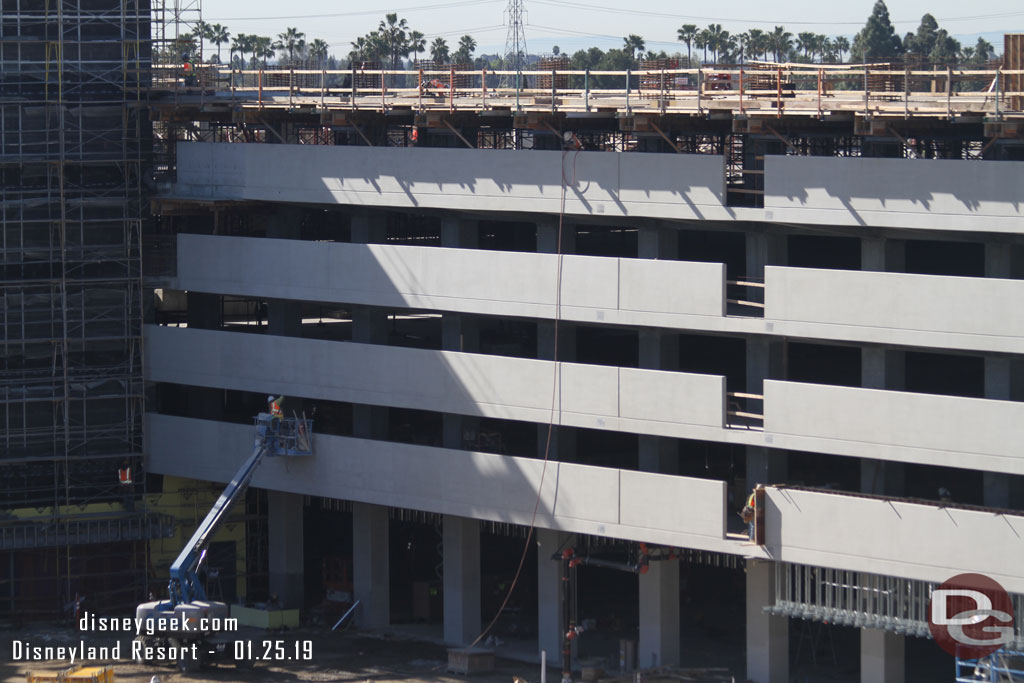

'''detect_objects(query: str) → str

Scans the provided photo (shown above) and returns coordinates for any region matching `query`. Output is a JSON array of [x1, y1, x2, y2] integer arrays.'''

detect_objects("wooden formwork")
[[1007, 34, 1023, 111], [537, 57, 570, 91]]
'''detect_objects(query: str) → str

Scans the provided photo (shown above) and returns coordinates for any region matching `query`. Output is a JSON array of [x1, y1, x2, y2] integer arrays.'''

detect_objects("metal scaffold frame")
[[1, 0, 157, 619]]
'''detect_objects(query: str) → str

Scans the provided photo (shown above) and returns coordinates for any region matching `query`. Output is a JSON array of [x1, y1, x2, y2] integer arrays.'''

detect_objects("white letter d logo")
[[932, 589, 993, 626]]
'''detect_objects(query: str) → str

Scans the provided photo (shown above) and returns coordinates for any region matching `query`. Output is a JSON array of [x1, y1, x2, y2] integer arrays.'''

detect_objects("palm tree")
[[677, 24, 698, 66], [453, 34, 476, 64], [834, 36, 850, 63], [194, 20, 211, 59], [378, 13, 410, 69], [736, 32, 750, 63], [770, 26, 793, 63], [696, 29, 711, 64], [430, 37, 449, 64], [704, 24, 724, 63], [308, 39, 329, 66], [255, 36, 276, 68], [408, 30, 426, 65], [230, 33, 248, 68], [796, 32, 815, 60], [622, 34, 645, 61], [749, 28, 765, 62], [208, 24, 230, 63], [277, 27, 305, 62]]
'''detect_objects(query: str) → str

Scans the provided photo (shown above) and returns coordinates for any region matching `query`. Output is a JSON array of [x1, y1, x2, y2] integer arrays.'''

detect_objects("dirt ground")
[[1, 625, 534, 683]]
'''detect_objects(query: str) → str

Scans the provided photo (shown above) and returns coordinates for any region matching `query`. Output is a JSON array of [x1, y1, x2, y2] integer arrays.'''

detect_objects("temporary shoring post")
[[551, 67, 556, 114], [450, 66, 456, 115], [996, 68, 1002, 119], [816, 68, 822, 118], [739, 67, 744, 115], [626, 69, 631, 112], [482, 68, 487, 110], [351, 64, 357, 111], [418, 68, 423, 110], [904, 67, 910, 119], [697, 67, 702, 114], [864, 65, 870, 116], [516, 70, 521, 111], [946, 65, 952, 118], [584, 69, 590, 112], [258, 69, 263, 109], [776, 66, 782, 118]]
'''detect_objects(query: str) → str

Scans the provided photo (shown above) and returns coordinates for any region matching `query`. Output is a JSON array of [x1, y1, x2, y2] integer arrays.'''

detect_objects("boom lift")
[[134, 410, 313, 672]]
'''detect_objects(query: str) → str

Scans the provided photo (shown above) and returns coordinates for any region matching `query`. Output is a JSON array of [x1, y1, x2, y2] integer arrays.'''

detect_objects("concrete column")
[[441, 216, 479, 249], [745, 231, 786, 280], [186, 292, 221, 330], [267, 490, 304, 608], [537, 528, 570, 661], [442, 516, 481, 645], [746, 560, 788, 683], [638, 561, 680, 668], [267, 206, 301, 240], [746, 336, 786, 487], [861, 347, 906, 495], [638, 226, 679, 260], [639, 330, 679, 474], [267, 299, 302, 337], [351, 210, 388, 244], [536, 219, 575, 255], [984, 339, 1013, 508], [861, 237, 905, 273], [860, 629, 905, 683], [352, 502, 390, 628], [537, 321, 576, 461], [442, 314, 480, 449], [352, 306, 390, 439]]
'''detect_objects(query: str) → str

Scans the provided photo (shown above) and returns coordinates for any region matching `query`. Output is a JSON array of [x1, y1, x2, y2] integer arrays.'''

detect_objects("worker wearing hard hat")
[[268, 395, 284, 431]]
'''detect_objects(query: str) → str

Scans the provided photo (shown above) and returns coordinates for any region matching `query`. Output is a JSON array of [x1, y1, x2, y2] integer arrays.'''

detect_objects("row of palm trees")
[[348, 13, 478, 67], [675, 24, 850, 65], [184, 21, 329, 67]]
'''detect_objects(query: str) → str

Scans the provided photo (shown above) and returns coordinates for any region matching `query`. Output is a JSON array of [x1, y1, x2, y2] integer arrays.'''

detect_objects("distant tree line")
[[173, 0, 998, 73]]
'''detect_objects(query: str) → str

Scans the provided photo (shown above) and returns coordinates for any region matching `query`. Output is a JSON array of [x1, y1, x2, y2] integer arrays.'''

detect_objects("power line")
[[528, 0, 1024, 27], [208, 0, 503, 22]]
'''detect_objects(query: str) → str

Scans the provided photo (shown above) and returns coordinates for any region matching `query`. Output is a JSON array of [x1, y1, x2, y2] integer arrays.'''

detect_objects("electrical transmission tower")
[[502, 0, 527, 87]]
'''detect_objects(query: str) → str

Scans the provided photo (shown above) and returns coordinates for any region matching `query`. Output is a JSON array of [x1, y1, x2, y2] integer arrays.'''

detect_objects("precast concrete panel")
[[173, 142, 728, 219], [144, 325, 728, 434], [619, 368, 726, 427], [765, 267, 1024, 339], [177, 234, 729, 323], [766, 487, 1024, 594], [764, 156, 1024, 233], [763, 381, 1024, 472], [144, 414, 735, 551]]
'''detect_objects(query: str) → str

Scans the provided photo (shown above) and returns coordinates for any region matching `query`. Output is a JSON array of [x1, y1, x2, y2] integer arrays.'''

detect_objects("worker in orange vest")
[[267, 395, 285, 431]]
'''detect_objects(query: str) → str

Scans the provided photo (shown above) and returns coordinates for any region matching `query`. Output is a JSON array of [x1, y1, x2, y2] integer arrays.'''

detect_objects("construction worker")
[[742, 484, 762, 542], [267, 395, 284, 431]]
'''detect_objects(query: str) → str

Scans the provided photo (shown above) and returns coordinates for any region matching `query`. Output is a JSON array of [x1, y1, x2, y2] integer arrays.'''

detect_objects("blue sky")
[[196, 0, 1021, 57]]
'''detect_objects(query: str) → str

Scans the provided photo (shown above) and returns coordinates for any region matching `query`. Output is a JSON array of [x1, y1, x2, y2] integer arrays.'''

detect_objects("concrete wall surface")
[[144, 413, 735, 553], [144, 325, 727, 433], [765, 486, 1024, 594], [763, 381, 1024, 474], [172, 142, 729, 221], [176, 234, 727, 320], [764, 266, 1024, 353], [764, 156, 1024, 234]]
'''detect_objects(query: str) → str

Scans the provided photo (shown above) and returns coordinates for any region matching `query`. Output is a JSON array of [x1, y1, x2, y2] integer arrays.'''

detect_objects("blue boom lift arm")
[[166, 412, 312, 607]]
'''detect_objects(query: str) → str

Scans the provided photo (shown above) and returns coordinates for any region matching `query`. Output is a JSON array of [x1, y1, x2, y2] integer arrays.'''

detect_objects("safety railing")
[[254, 412, 313, 456], [151, 62, 1024, 118]]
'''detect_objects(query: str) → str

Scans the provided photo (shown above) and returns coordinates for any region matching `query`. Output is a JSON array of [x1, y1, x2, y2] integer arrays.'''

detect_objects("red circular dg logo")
[[929, 573, 1015, 659]]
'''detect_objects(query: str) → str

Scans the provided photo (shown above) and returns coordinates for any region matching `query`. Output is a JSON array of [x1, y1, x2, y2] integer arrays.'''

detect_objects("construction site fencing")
[[157, 63, 1024, 117]]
